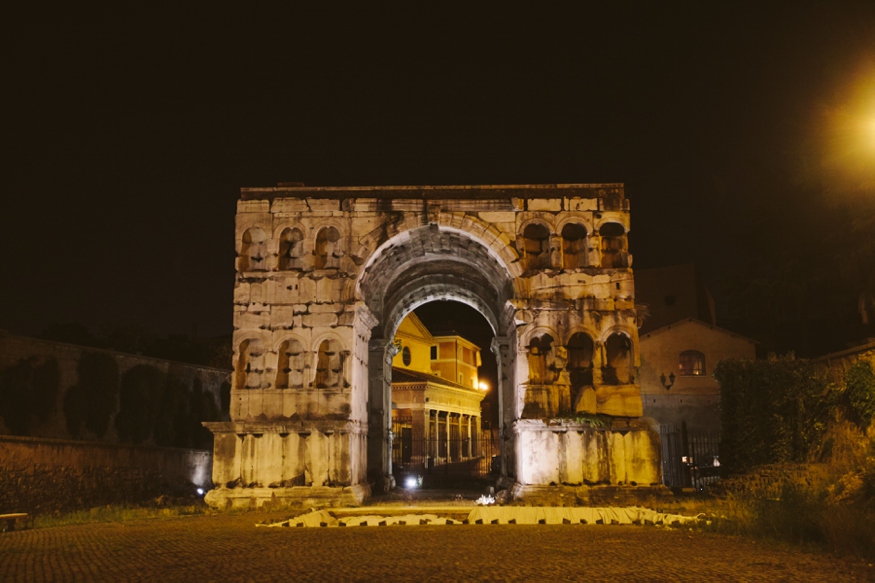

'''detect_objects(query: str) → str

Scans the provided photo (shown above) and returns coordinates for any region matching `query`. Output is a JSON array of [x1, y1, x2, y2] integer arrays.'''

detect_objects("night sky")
[[4, 3, 875, 350]]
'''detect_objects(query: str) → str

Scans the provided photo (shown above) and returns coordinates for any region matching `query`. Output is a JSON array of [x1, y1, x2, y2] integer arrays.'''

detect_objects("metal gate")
[[392, 433, 495, 487], [660, 424, 721, 491]]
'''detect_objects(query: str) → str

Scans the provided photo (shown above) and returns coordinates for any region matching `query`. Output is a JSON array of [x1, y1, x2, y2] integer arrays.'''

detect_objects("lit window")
[[679, 350, 705, 376]]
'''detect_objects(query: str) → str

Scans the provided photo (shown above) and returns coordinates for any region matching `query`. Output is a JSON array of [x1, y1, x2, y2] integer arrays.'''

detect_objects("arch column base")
[[205, 484, 370, 511], [512, 418, 662, 494]]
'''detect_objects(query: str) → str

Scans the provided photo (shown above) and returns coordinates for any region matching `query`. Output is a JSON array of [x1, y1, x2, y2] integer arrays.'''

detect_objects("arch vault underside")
[[205, 184, 663, 509]]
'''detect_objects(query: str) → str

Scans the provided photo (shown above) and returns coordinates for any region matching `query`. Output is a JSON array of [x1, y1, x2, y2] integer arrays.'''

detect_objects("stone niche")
[[204, 183, 663, 509]]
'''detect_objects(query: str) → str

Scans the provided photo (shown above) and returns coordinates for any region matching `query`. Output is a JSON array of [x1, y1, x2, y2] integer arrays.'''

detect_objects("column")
[[445, 412, 451, 463], [465, 415, 472, 458], [492, 335, 513, 478], [431, 411, 441, 464], [411, 408, 427, 468], [367, 338, 396, 490]]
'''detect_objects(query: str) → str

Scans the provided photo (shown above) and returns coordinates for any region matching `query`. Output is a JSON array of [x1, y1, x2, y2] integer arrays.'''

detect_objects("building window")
[[402, 346, 411, 366], [679, 350, 705, 376], [430, 346, 437, 360]]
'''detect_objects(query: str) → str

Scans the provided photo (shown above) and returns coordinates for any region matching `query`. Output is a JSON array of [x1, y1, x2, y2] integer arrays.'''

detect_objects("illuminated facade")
[[205, 183, 662, 509], [390, 313, 486, 469]]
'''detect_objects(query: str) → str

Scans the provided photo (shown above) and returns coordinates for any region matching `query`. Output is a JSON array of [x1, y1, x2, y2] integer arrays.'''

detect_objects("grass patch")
[[34, 501, 218, 528]]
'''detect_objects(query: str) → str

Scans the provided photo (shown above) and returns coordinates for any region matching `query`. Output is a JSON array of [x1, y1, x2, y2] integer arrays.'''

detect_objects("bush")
[[844, 361, 875, 429], [715, 355, 834, 473]]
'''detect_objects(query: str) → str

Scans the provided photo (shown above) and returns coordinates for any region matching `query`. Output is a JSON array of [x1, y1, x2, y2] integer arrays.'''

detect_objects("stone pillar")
[[432, 410, 440, 463], [592, 341, 605, 386], [472, 415, 480, 457], [445, 413, 451, 463], [367, 339, 396, 490], [549, 234, 562, 268], [411, 409, 427, 468], [492, 335, 514, 478], [465, 415, 472, 458]]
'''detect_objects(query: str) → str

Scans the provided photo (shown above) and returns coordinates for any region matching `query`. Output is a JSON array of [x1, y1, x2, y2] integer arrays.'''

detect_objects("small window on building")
[[430, 346, 437, 360], [402, 346, 411, 366], [679, 350, 705, 376]]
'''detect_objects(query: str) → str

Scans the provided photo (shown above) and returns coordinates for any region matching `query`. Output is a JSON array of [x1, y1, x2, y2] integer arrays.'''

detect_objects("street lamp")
[[660, 372, 675, 390]]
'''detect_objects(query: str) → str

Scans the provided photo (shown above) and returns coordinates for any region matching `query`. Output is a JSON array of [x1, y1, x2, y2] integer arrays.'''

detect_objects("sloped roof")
[[639, 317, 758, 344], [396, 312, 435, 342]]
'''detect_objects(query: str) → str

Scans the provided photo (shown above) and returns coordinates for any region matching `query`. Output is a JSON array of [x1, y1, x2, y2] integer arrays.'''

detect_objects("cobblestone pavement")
[[1, 510, 873, 582]]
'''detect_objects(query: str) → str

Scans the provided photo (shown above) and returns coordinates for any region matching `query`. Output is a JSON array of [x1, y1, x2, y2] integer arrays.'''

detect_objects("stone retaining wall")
[[0, 435, 211, 515]]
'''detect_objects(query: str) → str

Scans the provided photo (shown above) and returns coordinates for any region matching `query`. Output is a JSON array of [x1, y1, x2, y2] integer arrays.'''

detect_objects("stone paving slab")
[[1, 511, 873, 581]]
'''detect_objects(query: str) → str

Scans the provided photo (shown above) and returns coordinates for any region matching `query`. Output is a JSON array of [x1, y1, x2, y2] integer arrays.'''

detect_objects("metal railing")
[[660, 424, 721, 491], [392, 434, 495, 485]]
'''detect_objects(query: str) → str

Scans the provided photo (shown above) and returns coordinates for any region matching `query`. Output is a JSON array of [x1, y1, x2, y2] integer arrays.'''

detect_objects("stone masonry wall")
[[0, 435, 211, 515], [0, 331, 229, 444]]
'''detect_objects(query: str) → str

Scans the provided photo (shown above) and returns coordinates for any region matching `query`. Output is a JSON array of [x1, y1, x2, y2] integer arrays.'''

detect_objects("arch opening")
[[356, 225, 517, 490], [389, 301, 498, 488]]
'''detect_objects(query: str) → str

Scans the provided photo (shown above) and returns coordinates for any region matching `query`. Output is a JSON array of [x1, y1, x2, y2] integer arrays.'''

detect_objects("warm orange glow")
[[819, 60, 875, 193], [866, 114, 875, 153], [478, 381, 489, 391]]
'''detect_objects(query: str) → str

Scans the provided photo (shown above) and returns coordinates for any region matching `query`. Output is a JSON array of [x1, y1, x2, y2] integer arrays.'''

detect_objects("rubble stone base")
[[205, 484, 370, 510]]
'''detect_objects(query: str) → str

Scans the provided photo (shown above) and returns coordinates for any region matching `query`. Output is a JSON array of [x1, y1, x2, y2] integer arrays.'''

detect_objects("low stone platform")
[[205, 484, 370, 510], [264, 506, 700, 528]]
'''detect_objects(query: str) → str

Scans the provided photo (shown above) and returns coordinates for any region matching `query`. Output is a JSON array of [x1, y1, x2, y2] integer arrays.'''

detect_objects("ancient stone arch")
[[205, 184, 661, 509]]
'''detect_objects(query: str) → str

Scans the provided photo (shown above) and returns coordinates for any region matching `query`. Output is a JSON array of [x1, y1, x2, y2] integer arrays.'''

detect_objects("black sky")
[[3, 3, 875, 343]]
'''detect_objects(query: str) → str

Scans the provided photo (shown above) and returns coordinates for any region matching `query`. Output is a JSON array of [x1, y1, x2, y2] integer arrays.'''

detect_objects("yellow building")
[[390, 313, 487, 471]]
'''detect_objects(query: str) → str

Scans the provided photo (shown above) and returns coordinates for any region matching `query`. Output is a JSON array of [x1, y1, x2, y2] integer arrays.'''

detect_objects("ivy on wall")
[[844, 361, 875, 429], [116, 365, 221, 448], [716, 356, 875, 474], [116, 365, 165, 444], [0, 357, 60, 435], [715, 356, 835, 474], [64, 352, 120, 439]]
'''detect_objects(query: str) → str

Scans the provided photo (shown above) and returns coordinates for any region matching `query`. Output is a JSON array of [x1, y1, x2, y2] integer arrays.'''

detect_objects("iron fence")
[[660, 424, 721, 491], [392, 434, 495, 486]]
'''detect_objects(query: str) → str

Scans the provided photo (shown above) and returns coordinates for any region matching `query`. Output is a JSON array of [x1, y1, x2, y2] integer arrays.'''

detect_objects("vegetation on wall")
[[715, 355, 834, 474], [116, 365, 166, 444], [0, 356, 60, 435], [64, 352, 120, 439], [716, 357, 875, 474], [116, 365, 221, 449], [843, 361, 875, 429]]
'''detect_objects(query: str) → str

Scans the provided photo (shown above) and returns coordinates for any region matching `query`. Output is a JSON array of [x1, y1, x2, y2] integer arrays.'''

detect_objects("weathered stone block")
[[303, 312, 338, 328], [270, 306, 294, 329], [528, 198, 563, 212]]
